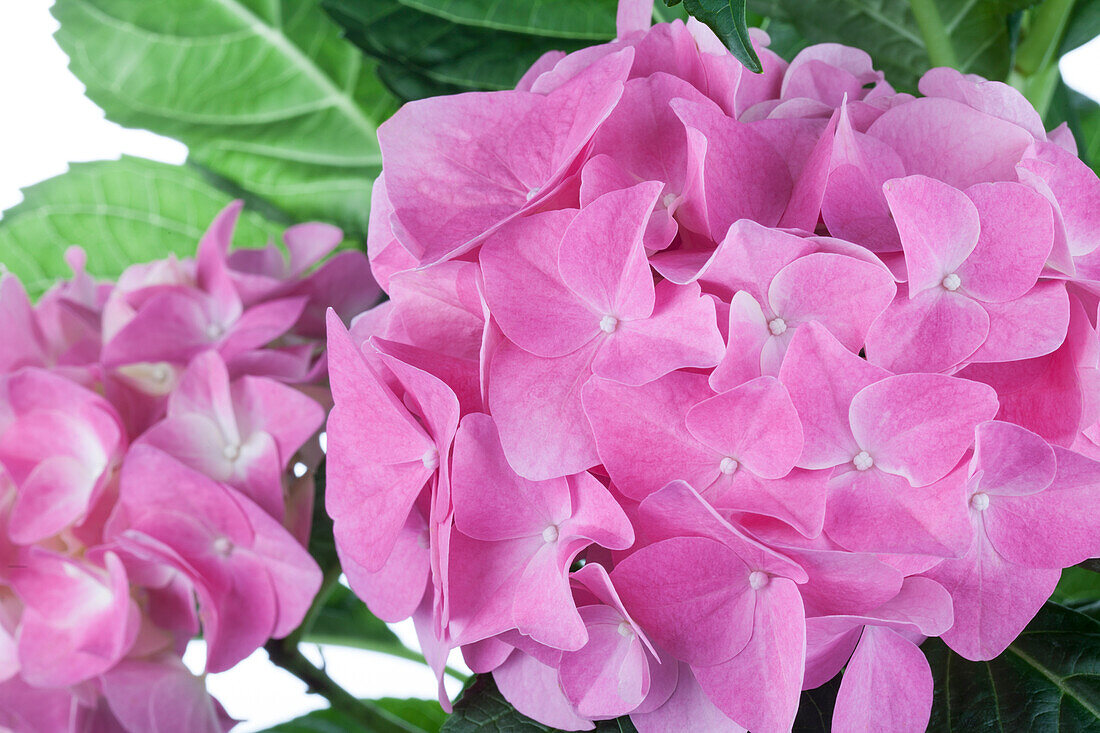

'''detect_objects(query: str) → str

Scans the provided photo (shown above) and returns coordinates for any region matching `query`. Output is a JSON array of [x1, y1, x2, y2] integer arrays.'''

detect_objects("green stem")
[[263, 638, 421, 733], [908, 0, 959, 68], [1015, 0, 1077, 76], [301, 631, 469, 682]]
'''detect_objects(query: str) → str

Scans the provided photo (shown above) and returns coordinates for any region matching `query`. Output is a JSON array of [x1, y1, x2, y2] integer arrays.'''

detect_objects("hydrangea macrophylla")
[[327, 0, 1100, 729], [0, 201, 363, 730]]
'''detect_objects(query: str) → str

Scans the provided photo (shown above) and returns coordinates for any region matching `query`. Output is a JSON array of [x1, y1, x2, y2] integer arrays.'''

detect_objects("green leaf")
[[264, 698, 445, 732], [1060, 0, 1100, 54], [440, 675, 636, 732], [324, 0, 589, 98], [394, 0, 619, 39], [793, 674, 842, 732], [924, 602, 1100, 731], [676, 0, 763, 72], [51, 0, 398, 238], [1052, 565, 1100, 605], [305, 584, 411, 656], [748, 0, 1041, 91], [0, 157, 278, 298]]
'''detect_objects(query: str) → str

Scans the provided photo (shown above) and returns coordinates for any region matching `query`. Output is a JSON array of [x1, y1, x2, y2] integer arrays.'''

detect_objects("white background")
[[0, 0, 1097, 729]]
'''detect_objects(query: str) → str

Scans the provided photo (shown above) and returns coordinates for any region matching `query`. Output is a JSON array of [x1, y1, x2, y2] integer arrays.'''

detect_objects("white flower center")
[[213, 537, 233, 556], [617, 620, 635, 638], [525, 186, 541, 202], [748, 571, 770, 590], [768, 317, 788, 336], [600, 315, 619, 334], [853, 451, 874, 471], [151, 364, 170, 383], [661, 193, 678, 209], [719, 457, 739, 475], [223, 443, 241, 461], [421, 447, 439, 472], [542, 524, 559, 543], [417, 530, 431, 550], [205, 322, 225, 340], [970, 492, 990, 511], [942, 273, 961, 291]]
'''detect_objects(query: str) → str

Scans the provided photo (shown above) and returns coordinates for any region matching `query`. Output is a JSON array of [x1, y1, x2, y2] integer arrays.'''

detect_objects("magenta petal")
[[849, 373, 999, 486], [560, 182, 661, 320], [594, 280, 725, 385], [710, 291, 771, 390], [693, 577, 805, 733], [582, 372, 717, 500], [493, 650, 595, 731], [957, 182, 1053, 302], [714, 469, 829, 539], [779, 322, 889, 470], [984, 446, 1100, 568], [480, 209, 600, 358], [832, 627, 932, 733], [632, 662, 746, 733], [452, 413, 572, 541], [511, 543, 587, 650], [489, 339, 601, 481], [379, 50, 632, 265], [928, 534, 1060, 661], [968, 281, 1070, 363], [867, 97, 1034, 189], [824, 466, 974, 556], [864, 287, 990, 373], [612, 537, 754, 667], [882, 175, 980, 294], [685, 376, 803, 480], [973, 420, 1056, 496]]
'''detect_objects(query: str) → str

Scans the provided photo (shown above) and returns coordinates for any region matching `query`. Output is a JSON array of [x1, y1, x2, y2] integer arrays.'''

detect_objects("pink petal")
[[612, 537, 754, 667], [560, 605, 649, 718], [972, 420, 1056, 496], [779, 322, 889, 470], [927, 534, 1060, 661], [488, 339, 601, 481], [710, 291, 771, 390], [493, 650, 595, 731], [480, 210, 597, 358], [864, 287, 990, 373], [582, 372, 718, 500], [694, 576, 805, 733], [968, 281, 1070, 363], [882, 175, 980, 294], [956, 182, 1053, 301], [867, 97, 1034, 189], [559, 182, 662, 320], [594, 280, 725, 385], [849, 373, 999, 486], [686, 376, 803, 480], [632, 662, 746, 733], [451, 413, 572, 541], [832, 627, 932, 733]]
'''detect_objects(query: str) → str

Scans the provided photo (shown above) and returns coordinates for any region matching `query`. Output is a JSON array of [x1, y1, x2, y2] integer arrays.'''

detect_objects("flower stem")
[[908, 0, 959, 69], [263, 637, 421, 733]]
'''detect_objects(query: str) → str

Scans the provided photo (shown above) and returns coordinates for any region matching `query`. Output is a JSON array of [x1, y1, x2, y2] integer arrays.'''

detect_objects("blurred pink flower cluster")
[[328, 0, 1100, 730], [0, 203, 375, 731]]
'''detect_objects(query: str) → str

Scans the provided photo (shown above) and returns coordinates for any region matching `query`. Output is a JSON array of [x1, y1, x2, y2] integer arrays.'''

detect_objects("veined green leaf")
[[924, 602, 1100, 731], [0, 157, 278, 297], [748, 0, 1042, 91], [394, 0, 619, 39], [264, 698, 446, 732], [675, 0, 763, 72], [52, 0, 398, 237]]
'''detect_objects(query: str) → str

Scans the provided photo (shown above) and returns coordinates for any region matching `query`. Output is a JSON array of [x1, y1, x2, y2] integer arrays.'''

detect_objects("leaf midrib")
[[1008, 643, 1100, 720]]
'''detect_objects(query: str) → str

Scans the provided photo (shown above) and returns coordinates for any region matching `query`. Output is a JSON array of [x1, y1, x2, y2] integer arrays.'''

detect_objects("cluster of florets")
[[327, 0, 1100, 730], [0, 203, 375, 731]]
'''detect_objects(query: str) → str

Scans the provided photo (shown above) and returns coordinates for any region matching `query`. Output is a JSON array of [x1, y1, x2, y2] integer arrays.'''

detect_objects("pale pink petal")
[[864, 287, 990, 374], [832, 627, 932, 733], [494, 650, 595, 731], [968, 281, 1070, 363]]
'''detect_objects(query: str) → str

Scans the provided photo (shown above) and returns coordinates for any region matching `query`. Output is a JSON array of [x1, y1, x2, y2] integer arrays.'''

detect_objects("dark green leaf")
[[305, 584, 410, 656], [264, 698, 445, 732], [0, 157, 279, 297], [1052, 565, 1100, 605], [324, 0, 589, 99], [394, 0, 619, 39], [1061, 0, 1100, 54], [440, 675, 636, 732], [925, 602, 1100, 731], [793, 673, 842, 732], [680, 0, 763, 72], [307, 463, 339, 573], [52, 0, 398, 237], [747, 0, 1042, 91]]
